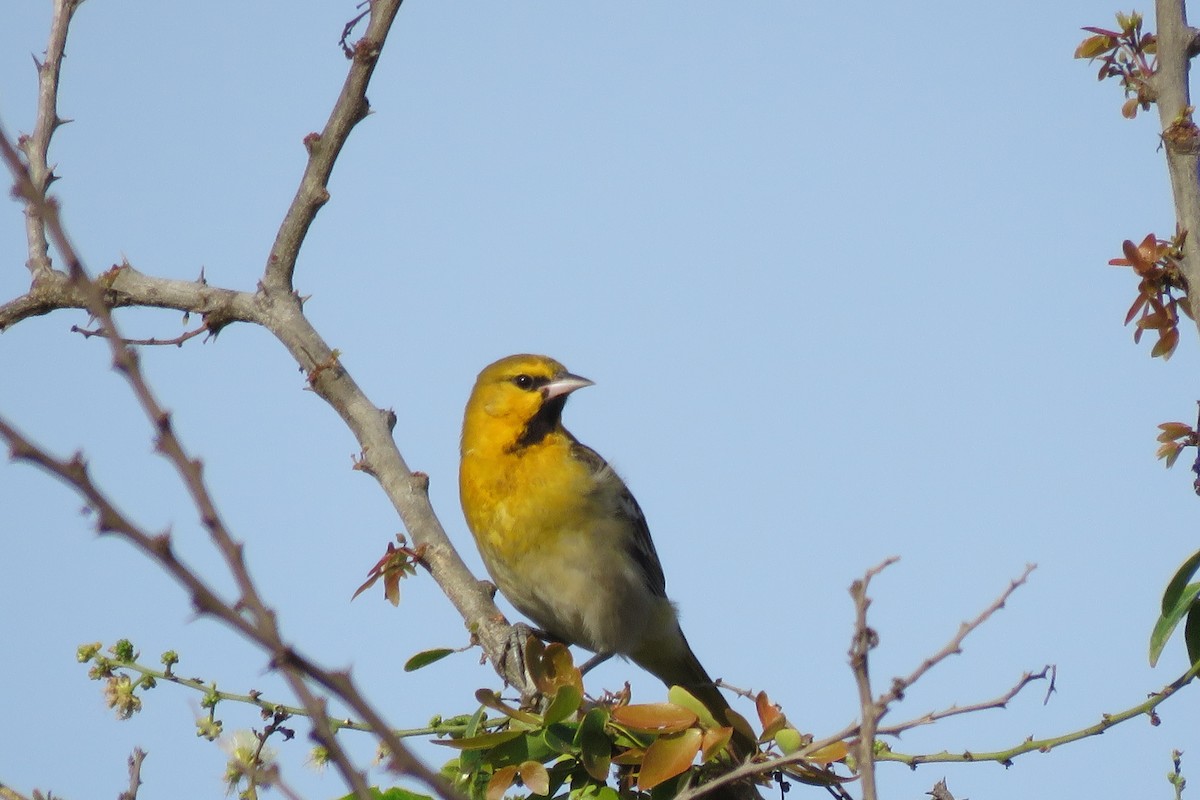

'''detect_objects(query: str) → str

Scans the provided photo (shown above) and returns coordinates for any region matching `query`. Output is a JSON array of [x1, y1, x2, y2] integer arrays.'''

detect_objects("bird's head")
[[462, 354, 593, 453]]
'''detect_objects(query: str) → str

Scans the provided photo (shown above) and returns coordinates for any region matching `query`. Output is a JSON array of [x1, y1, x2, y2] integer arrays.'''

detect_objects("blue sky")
[[3, 2, 1199, 799]]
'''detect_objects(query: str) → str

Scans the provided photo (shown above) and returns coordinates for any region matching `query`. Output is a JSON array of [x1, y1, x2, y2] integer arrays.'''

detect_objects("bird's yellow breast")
[[460, 431, 598, 564]]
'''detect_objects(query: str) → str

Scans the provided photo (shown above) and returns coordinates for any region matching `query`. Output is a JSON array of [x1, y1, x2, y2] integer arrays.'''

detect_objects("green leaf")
[[433, 729, 525, 750], [574, 708, 612, 782], [403, 648, 455, 672], [1186, 602, 1200, 666], [1162, 550, 1200, 614], [666, 686, 718, 729], [1074, 34, 1116, 59], [487, 729, 555, 768], [774, 727, 804, 755], [335, 788, 434, 800], [1150, 581, 1200, 666], [541, 723, 578, 756], [475, 688, 541, 725], [542, 684, 582, 726]]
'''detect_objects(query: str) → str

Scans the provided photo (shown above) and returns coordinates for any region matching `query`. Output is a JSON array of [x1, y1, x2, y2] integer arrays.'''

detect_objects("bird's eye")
[[512, 374, 535, 391]]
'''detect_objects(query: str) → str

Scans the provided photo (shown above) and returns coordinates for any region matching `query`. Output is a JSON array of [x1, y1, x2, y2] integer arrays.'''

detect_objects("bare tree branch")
[[0, 0, 532, 702], [873, 564, 1037, 716], [0, 262, 258, 332], [877, 658, 1200, 768], [680, 564, 1037, 800], [17, 0, 81, 281], [847, 557, 898, 800], [263, 1, 403, 292], [0, 415, 456, 800]]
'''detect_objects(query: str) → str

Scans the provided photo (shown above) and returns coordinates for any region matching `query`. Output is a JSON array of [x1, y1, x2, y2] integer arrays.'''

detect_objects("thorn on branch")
[[306, 349, 343, 387], [926, 778, 958, 800]]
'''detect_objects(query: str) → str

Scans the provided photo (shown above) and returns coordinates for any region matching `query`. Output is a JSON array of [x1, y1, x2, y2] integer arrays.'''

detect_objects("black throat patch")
[[512, 395, 567, 450]]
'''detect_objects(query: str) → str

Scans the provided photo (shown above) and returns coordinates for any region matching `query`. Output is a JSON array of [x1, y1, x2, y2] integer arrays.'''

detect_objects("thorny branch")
[[0, 0, 488, 797], [19, 0, 79, 280], [847, 557, 898, 800], [0, 0, 530, 707], [875, 665, 1054, 737], [0, 415, 452, 800], [877, 658, 1200, 768], [680, 563, 1040, 800]]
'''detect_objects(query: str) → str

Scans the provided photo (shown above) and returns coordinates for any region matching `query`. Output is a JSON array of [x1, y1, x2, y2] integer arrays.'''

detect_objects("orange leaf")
[[1125, 294, 1149, 325], [724, 707, 758, 748], [700, 727, 734, 762], [610, 703, 698, 734], [1122, 239, 1151, 273], [1152, 327, 1180, 359], [526, 640, 583, 696], [1157, 422, 1193, 442], [518, 761, 550, 796], [755, 692, 787, 739], [486, 766, 518, 800], [638, 729, 703, 790], [666, 686, 718, 729], [1136, 309, 1168, 330], [806, 741, 850, 764], [611, 747, 646, 766], [1166, 445, 1183, 469]]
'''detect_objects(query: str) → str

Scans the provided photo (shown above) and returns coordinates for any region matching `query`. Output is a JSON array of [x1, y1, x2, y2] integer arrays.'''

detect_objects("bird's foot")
[[500, 622, 541, 704]]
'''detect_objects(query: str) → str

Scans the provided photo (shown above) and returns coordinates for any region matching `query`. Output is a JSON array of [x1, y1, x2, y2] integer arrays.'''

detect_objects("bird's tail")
[[630, 625, 756, 761]]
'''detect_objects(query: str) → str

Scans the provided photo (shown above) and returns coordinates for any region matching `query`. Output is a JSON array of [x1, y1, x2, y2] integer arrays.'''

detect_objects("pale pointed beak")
[[543, 372, 594, 400]]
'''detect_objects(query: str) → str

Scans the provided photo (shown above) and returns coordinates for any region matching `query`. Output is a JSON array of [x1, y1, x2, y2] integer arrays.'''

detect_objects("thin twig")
[[117, 747, 146, 800], [71, 322, 213, 347], [90, 652, 507, 738], [264, 0, 406, 292], [680, 564, 1037, 800], [876, 665, 1053, 737], [2, 0, 533, 704], [0, 415, 461, 799], [877, 564, 1037, 715], [877, 659, 1200, 768]]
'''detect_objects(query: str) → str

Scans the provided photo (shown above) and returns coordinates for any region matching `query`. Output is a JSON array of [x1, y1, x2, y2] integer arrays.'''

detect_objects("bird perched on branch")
[[458, 353, 755, 763]]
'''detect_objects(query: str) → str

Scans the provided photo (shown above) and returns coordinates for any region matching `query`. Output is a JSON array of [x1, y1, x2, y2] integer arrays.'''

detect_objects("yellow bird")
[[459, 353, 752, 758]]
